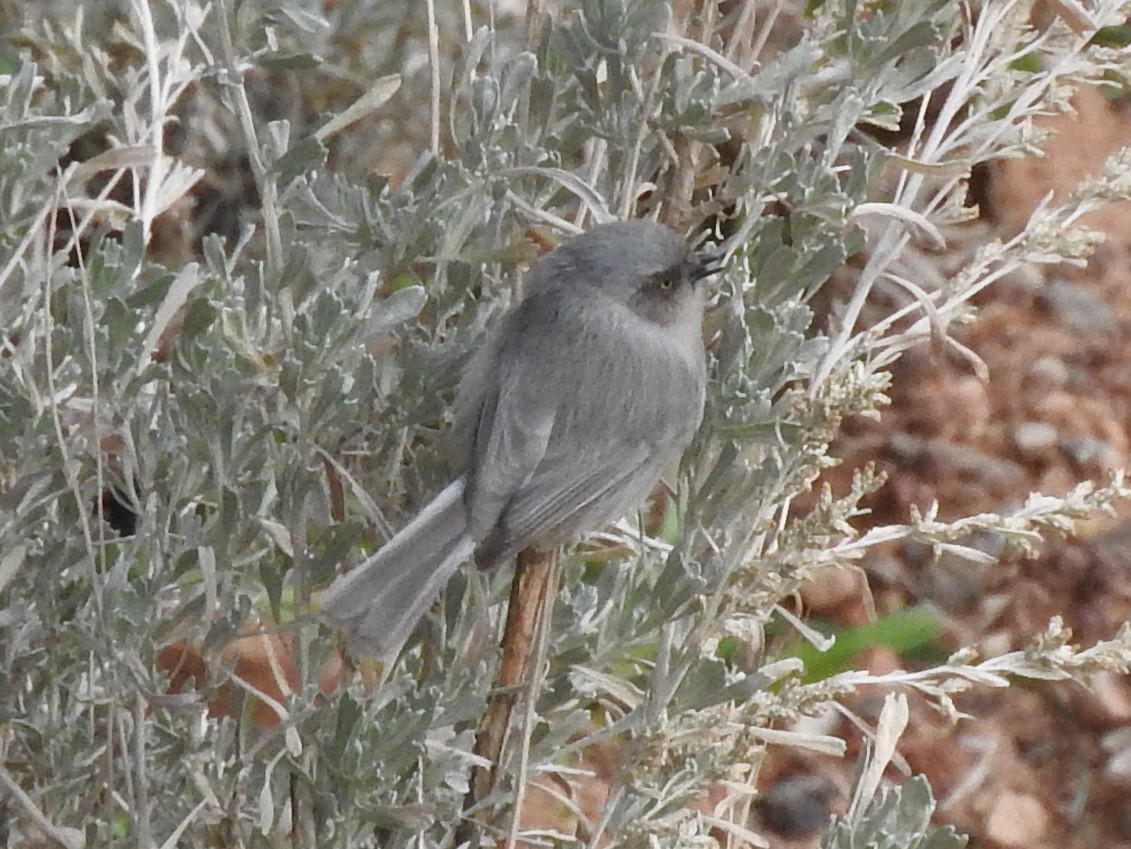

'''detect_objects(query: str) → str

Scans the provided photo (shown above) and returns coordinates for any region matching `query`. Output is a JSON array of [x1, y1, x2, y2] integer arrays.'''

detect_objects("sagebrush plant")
[[3, 0, 1131, 847]]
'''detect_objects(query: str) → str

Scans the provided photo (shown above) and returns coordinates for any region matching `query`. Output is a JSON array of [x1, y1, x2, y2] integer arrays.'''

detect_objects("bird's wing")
[[463, 370, 557, 541], [462, 293, 608, 546], [475, 440, 663, 564]]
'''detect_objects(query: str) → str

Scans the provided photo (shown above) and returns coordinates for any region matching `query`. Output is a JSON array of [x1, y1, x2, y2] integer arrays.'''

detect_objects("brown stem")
[[459, 546, 560, 839]]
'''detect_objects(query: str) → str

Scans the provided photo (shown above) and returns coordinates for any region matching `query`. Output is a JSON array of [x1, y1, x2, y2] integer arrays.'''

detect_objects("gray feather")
[[320, 481, 474, 658]]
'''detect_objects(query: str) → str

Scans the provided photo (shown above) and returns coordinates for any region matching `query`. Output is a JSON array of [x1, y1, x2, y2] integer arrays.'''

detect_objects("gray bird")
[[320, 219, 716, 657]]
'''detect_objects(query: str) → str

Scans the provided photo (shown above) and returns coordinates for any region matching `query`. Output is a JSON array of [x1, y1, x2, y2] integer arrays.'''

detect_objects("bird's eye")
[[657, 277, 673, 290]]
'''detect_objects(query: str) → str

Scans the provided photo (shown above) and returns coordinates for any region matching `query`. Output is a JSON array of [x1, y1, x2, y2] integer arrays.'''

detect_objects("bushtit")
[[321, 219, 717, 657]]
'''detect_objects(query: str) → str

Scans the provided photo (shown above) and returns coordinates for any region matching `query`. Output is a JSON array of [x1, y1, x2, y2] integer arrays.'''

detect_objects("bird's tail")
[[320, 479, 473, 659]]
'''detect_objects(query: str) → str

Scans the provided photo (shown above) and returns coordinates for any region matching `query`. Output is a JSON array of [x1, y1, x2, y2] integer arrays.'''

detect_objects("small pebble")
[[1039, 278, 1116, 334], [985, 791, 1049, 846], [1028, 354, 1069, 387], [755, 774, 836, 838], [1012, 421, 1058, 453], [1063, 435, 1116, 466]]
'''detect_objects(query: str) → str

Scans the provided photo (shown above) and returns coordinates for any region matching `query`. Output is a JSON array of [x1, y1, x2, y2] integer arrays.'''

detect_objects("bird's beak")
[[690, 252, 726, 282]]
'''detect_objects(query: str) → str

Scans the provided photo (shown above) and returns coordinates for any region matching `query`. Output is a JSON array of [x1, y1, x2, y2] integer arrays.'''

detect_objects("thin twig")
[[425, 0, 442, 154], [157, 800, 209, 849], [0, 763, 83, 849], [461, 547, 559, 840], [57, 164, 112, 610], [585, 784, 624, 849], [722, 0, 758, 66], [127, 0, 165, 242], [42, 178, 102, 615], [505, 549, 560, 849], [214, 0, 283, 281], [747, 0, 785, 70], [461, 0, 473, 41], [287, 502, 316, 847], [133, 694, 151, 849]]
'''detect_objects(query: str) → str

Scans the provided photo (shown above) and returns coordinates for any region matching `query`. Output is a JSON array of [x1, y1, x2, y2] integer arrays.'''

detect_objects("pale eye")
[[658, 278, 673, 290]]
